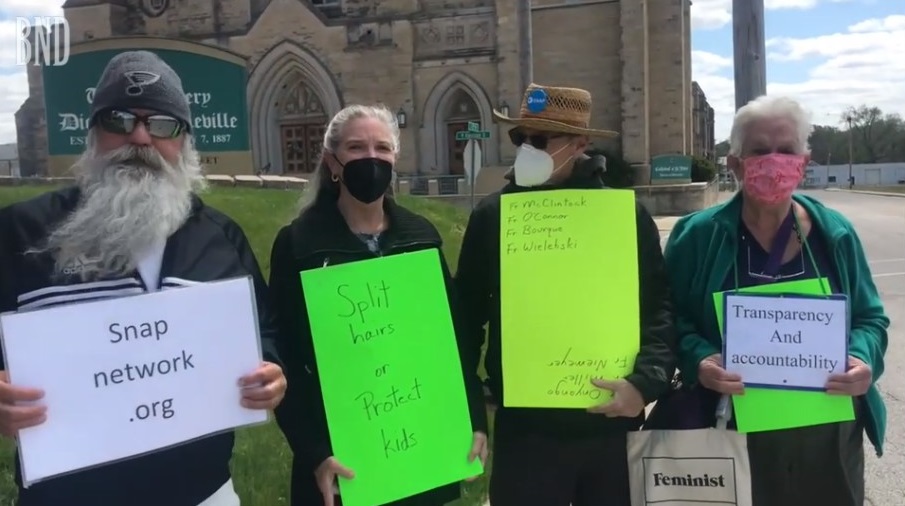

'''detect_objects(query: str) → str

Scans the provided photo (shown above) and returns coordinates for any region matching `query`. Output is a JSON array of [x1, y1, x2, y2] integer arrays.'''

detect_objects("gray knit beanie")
[[88, 50, 192, 131]]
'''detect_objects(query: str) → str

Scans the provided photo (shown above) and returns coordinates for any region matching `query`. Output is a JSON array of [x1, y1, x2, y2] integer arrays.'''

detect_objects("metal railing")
[[394, 174, 468, 196]]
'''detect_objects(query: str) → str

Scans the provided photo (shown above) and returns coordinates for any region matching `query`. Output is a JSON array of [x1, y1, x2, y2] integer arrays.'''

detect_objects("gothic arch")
[[419, 71, 499, 174], [247, 41, 343, 173]]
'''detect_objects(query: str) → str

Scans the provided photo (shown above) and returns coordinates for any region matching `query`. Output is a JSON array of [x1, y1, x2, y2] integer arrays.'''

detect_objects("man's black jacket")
[[454, 154, 677, 438], [0, 185, 280, 506], [267, 196, 488, 506]]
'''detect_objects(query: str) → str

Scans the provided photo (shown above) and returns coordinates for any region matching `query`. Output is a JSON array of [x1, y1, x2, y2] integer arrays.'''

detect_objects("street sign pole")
[[470, 140, 477, 210], [455, 125, 491, 210]]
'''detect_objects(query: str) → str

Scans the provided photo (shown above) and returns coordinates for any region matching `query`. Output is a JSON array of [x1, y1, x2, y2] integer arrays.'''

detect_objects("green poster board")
[[714, 278, 855, 433], [300, 249, 482, 506]]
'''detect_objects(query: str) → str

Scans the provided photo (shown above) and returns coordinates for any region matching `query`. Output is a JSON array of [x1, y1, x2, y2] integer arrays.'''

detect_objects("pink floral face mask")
[[742, 153, 807, 205]]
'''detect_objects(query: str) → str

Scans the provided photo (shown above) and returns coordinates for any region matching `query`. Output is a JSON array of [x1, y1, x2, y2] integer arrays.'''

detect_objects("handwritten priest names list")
[[503, 194, 589, 255]]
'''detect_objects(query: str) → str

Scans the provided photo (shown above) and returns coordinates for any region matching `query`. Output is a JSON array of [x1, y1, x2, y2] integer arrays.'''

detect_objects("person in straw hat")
[[453, 83, 676, 505]]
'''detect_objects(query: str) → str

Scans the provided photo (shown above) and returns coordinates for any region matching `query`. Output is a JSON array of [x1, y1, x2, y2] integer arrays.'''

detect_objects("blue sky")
[[0, 0, 902, 144], [691, 0, 903, 141]]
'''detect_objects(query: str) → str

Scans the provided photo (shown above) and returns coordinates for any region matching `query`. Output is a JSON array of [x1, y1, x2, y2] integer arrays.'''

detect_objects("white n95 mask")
[[513, 144, 555, 187]]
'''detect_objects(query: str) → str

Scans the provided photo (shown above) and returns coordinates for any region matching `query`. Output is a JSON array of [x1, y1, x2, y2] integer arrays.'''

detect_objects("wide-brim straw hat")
[[492, 83, 619, 138]]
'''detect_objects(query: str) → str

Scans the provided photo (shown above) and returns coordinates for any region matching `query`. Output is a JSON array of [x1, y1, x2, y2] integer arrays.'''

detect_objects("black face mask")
[[337, 156, 394, 204]]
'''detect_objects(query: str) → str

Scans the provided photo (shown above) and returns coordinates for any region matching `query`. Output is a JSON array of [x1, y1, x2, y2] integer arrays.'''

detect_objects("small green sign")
[[42, 41, 250, 157], [650, 154, 693, 182], [467, 121, 480, 133], [455, 131, 490, 141]]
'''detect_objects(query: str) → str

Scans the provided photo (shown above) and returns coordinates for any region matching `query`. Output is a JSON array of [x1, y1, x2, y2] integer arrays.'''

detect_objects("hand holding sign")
[[587, 378, 646, 417], [826, 356, 872, 396], [466, 431, 489, 482], [0, 371, 47, 438], [238, 361, 286, 410], [316, 456, 355, 506], [697, 354, 744, 395]]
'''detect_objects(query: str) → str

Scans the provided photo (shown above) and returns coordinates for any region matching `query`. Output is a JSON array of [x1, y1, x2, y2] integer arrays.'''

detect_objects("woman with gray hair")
[[266, 104, 489, 506], [660, 94, 889, 505]]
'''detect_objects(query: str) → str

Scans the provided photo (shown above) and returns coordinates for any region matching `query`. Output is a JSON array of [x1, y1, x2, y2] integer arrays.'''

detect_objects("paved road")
[[811, 190, 905, 506], [657, 190, 904, 505]]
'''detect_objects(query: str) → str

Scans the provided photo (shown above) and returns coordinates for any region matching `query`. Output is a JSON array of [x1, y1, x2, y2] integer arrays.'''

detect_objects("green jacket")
[[663, 192, 890, 456]]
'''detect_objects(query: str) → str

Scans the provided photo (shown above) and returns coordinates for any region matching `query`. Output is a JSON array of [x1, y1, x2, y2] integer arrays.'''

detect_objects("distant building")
[[803, 162, 905, 188], [17, 0, 697, 184], [0, 143, 19, 177], [692, 81, 715, 161]]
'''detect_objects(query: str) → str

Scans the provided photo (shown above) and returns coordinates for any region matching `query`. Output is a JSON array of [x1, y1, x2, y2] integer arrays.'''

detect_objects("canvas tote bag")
[[627, 396, 752, 506]]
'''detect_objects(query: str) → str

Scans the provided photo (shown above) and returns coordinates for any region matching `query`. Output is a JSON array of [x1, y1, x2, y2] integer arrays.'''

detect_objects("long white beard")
[[40, 139, 206, 281]]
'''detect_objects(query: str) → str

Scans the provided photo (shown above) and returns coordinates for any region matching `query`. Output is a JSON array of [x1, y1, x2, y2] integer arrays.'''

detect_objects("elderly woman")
[[663, 95, 889, 505], [267, 104, 488, 506]]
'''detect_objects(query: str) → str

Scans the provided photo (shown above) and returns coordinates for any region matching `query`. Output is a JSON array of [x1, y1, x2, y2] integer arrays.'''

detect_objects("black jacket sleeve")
[[268, 226, 332, 472], [222, 220, 282, 367], [438, 248, 489, 435], [624, 202, 677, 404], [452, 204, 492, 374]]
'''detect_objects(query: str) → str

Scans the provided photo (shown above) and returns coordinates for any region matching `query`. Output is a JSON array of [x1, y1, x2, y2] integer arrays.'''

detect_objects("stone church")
[[17, 0, 702, 184]]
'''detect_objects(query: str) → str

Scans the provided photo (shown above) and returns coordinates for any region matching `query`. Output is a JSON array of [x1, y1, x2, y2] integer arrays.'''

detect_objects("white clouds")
[[694, 14, 905, 141], [1, 0, 64, 18], [0, 70, 28, 145], [0, 0, 64, 144], [848, 13, 905, 32], [691, 0, 856, 31], [690, 0, 734, 30], [692, 50, 734, 76]]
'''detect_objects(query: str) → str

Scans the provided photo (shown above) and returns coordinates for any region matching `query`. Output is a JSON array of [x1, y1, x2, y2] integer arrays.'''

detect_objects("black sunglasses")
[[97, 109, 185, 139], [508, 130, 569, 150]]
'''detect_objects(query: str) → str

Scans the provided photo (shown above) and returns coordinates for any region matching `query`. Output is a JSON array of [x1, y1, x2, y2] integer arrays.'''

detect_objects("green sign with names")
[[650, 154, 693, 182]]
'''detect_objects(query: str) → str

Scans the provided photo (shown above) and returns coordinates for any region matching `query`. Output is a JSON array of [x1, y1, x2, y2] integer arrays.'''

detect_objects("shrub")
[[691, 156, 718, 183]]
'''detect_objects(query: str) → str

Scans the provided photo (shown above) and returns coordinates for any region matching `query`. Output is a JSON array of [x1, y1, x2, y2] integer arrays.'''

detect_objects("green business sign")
[[650, 154, 693, 182], [42, 37, 251, 175]]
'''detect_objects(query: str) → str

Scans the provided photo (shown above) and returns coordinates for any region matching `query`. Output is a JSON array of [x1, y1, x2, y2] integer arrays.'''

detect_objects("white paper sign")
[[723, 293, 848, 390], [0, 276, 269, 487]]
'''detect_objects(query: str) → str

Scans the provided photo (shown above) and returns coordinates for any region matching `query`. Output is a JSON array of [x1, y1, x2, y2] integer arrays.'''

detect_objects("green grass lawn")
[[0, 184, 492, 506], [851, 185, 905, 194]]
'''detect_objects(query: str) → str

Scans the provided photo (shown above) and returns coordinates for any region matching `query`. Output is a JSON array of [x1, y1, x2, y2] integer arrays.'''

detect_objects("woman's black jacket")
[[267, 196, 488, 505]]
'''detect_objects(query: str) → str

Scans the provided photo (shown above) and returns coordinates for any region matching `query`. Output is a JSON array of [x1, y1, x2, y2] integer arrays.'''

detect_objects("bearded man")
[[0, 51, 286, 506]]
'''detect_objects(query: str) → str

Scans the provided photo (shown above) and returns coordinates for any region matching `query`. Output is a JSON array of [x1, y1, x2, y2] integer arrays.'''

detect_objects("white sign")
[[723, 293, 848, 390], [15, 17, 70, 66], [463, 139, 482, 183], [0, 276, 268, 487]]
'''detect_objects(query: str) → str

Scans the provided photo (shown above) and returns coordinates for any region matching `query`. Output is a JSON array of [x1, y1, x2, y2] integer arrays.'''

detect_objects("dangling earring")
[[331, 173, 340, 182]]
